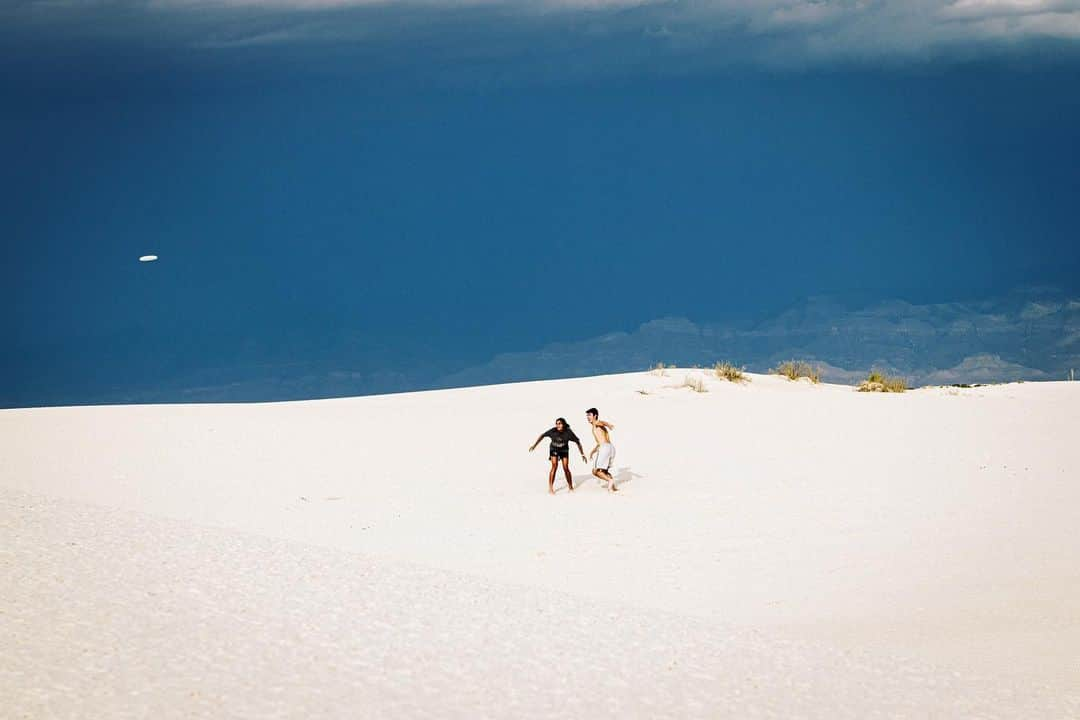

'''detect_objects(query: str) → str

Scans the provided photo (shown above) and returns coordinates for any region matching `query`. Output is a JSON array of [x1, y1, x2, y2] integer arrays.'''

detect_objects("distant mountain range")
[[441, 286, 1080, 389], [7, 286, 1078, 407]]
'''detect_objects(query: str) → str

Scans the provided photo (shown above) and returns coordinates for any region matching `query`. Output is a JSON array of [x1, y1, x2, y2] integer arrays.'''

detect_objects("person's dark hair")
[[555, 417, 570, 429], [586, 407, 599, 418]]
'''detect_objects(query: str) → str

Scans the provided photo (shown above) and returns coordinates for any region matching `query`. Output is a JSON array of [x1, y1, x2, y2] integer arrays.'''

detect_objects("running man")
[[586, 407, 617, 492], [529, 417, 587, 495]]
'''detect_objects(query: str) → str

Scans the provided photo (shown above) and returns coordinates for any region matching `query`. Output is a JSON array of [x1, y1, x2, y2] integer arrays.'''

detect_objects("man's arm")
[[598, 420, 616, 430]]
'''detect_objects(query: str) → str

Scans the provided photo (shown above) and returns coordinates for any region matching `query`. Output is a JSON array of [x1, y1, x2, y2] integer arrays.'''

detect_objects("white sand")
[[2, 371, 1078, 717]]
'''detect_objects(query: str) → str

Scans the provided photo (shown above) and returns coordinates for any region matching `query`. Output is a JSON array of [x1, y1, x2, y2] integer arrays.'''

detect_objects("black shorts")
[[549, 445, 569, 459]]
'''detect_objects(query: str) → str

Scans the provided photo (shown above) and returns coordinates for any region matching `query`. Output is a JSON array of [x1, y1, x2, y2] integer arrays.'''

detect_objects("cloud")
[[944, 0, 1064, 16], [5, 0, 1080, 72]]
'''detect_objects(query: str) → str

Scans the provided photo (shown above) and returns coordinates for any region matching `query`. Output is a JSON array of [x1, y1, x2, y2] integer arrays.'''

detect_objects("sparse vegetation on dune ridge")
[[857, 370, 907, 393], [772, 360, 821, 383], [714, 362, 747, 383]]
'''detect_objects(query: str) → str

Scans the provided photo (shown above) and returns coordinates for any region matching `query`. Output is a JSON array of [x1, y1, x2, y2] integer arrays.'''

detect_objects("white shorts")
[[594, 443, 615, 471]]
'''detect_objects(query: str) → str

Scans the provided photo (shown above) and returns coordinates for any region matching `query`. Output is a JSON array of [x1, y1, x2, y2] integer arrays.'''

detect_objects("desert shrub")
[[857, 370, 907, 393], [682, 374, 708, 393], [650, 362, 668, 377], [714, 362, 747, 383], [772, 360, 820, 383]]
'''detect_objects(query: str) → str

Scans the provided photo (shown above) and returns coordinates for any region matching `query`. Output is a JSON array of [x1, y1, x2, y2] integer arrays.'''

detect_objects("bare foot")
[[548, 488, 556, 496]]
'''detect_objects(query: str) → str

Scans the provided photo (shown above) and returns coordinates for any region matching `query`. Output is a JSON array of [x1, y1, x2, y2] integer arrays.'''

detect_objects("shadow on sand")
[[554, 467, 644, 493], [615, 466, 644, 488]]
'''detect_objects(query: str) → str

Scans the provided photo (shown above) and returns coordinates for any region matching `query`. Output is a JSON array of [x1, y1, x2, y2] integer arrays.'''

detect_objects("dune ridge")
[[2, 371, 1078, 716]]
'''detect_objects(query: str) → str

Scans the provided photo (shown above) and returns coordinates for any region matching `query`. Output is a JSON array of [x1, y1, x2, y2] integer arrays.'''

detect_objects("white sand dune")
[[3, 371, 1079, 717]]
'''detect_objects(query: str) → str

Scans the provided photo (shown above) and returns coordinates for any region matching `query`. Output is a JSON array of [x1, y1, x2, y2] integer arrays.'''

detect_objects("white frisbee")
[[139, 255, 159, 262]]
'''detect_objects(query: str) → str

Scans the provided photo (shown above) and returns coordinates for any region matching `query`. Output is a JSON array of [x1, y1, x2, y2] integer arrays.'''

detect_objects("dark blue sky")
[[3, 1, 1080, 405]]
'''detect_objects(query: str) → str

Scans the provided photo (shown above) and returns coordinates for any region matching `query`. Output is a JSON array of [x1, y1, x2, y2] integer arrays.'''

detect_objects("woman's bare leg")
[[548, 456, 558, 494], [561, 457, 574, 491]]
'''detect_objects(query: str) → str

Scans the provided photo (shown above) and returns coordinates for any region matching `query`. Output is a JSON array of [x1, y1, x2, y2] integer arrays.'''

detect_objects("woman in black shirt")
[[529, 417, 587, 495]]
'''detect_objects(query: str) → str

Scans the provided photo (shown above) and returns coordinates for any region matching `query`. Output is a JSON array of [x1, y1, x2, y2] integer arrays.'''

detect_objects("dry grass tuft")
[[714, 362, 747, 383], [772, 360, 821, 383], [650, 362, 668, 377], [857, 370, 907, 393], [682, 374, 708, 393]]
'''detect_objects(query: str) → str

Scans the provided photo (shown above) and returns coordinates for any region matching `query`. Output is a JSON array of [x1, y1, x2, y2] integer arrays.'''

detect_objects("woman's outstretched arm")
[[569, 431, 587, 460]]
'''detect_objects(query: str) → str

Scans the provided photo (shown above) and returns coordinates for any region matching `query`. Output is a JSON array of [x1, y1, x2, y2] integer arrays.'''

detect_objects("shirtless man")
[[529, 417, 587, 495], [586, 407, 617, 492]]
